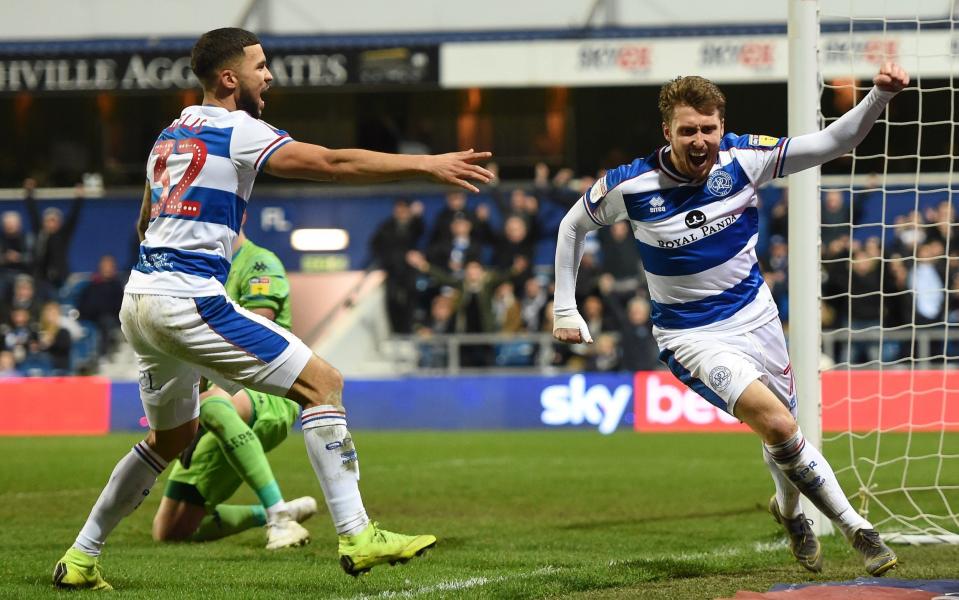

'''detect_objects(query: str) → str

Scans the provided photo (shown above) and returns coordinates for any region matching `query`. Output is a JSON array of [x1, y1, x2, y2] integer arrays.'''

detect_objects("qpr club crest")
[[706, 170, 734, 197], [709, 366, 732, 391]]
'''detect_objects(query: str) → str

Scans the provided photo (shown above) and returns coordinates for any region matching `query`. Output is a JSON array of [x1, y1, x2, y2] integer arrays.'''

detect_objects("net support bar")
[[787, 0, 834, 538]]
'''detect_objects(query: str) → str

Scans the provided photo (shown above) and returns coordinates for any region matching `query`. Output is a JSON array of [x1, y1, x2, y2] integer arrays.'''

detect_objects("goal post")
[[788, 0, 835, 538], [790, 0, 959, 544]]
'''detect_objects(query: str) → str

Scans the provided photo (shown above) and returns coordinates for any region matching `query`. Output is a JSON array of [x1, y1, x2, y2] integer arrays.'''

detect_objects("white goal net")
[[816, 0, 959, 544]]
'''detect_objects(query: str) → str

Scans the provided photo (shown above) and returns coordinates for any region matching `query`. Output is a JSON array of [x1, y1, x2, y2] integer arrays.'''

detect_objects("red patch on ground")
[[718, 586, 938, 599]]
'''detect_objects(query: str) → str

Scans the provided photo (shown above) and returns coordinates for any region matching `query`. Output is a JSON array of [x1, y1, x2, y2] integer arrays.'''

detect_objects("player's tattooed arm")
[[136, 181, 151, 242]]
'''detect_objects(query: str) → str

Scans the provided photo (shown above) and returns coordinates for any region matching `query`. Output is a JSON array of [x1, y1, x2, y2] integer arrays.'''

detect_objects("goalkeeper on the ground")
[[152, 229, 316, 549]]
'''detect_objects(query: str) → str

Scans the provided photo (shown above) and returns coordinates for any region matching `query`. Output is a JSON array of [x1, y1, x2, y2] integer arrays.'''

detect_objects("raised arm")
[[23, 179, 41, 234], [264, 143, 493, 193], [781, 62, 909, 176], [62, 185, 87, 237]]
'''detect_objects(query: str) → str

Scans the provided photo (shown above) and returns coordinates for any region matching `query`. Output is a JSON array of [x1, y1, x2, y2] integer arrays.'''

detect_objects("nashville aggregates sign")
[[0, 46, 437, 93]]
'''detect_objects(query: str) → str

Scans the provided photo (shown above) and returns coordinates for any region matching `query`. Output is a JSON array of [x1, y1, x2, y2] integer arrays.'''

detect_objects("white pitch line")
[[0, 487, 102, 500], [339, 541, 788, 600], [606, 539, 786, 568], [337, 566, 559, 600]]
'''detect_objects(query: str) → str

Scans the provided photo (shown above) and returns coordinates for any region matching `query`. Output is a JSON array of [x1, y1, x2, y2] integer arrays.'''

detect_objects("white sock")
[[301, 406, 369, 536], [764, 429, 871, 537], [74, 441, 167, 557], [762, 444, 802, 519]]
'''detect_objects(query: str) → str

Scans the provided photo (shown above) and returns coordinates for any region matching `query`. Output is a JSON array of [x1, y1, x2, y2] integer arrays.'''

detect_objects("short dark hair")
[[191, 28, 261, 88], [658, 75, 726, 125]]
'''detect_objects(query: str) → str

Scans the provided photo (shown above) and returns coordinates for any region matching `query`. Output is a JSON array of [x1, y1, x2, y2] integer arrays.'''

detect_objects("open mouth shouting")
[[689, 150, 709, 169]]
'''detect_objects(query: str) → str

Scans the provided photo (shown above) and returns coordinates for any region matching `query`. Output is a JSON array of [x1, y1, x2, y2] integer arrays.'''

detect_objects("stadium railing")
[[382, 329, 955, 375], [388, 332, 559, 375]]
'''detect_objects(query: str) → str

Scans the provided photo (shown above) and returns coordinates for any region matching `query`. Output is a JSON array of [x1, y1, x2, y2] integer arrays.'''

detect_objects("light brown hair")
[[658, 76, 727, 125]]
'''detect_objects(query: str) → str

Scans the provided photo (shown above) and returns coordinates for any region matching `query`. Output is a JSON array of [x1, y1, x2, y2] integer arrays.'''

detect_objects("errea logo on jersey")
[[649, 196, 666, 213]]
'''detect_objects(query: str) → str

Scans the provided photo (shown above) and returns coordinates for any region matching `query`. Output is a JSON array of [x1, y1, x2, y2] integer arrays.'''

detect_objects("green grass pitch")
[[1, 431, 957, 599]]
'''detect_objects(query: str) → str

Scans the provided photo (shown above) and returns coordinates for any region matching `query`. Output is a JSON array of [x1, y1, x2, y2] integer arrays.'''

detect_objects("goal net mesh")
[[817, 0, 959, 544]]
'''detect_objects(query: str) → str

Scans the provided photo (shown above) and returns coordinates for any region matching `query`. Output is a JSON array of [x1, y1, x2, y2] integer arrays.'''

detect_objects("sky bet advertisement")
[[1, 371, 957, 435], [0, 373, 736, 435], [0, 371, 959, 435]]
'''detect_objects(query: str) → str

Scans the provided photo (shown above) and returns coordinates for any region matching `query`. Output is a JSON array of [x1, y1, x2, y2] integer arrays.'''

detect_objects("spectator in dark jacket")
[[414, 293, 456, 368], [78, 254, 126, 355], [490, 215, 536, 272], [821, 190, 849, 249], [1, 274, 41, 324], [429, 191, 490, 246], [598, 221, 643, 298], [427, 212, 483, 276], [0, 210, 32, 277], [31, 301, 73, 374], [490, 184, 541, 243], [3, 307, 35, 367], [0, 350, 22, 378], [600, 275, 661, 372], [25, 180, 86, 294], [533, 162, 581, 210], [370, 199, 425, 334], [409, 255, 506, 367]]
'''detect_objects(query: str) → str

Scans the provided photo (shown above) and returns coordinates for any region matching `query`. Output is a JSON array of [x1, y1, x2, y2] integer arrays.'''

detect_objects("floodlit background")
[[0, 2, 957, 596]]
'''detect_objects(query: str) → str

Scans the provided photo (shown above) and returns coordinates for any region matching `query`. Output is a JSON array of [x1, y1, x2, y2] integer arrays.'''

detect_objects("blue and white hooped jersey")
[[125, 105, 293, 297], [584, 133, 789, 340]]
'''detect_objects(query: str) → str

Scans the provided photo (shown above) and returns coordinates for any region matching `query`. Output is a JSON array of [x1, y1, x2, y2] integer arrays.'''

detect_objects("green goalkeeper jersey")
[[225, 239, 292, 331]]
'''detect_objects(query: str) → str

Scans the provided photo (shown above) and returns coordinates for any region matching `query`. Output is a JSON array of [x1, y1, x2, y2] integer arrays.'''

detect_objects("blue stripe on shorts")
[[659, 348, 730, 414], [194, 295, 289, 363]]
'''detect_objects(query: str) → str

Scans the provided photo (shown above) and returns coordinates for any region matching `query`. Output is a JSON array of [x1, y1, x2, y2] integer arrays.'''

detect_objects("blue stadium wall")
[[0, 374, 641, 435], [8, 185, 955, 277], [6, 191, 571, 275]]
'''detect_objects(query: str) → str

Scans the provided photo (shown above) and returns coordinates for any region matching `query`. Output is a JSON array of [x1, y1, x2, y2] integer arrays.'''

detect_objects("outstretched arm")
[[781, 62, 909, 176], [264, 143, 493, 193], [553, 201, 601, 344]]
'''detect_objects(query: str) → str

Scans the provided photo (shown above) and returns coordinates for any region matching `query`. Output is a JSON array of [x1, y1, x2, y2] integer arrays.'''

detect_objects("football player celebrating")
[[54, 27, 491, 590], [552, 63, 908, 576]]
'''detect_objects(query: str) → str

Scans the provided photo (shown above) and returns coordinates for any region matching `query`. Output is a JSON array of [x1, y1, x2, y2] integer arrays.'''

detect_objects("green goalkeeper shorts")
[[164, 389, 299, 508]]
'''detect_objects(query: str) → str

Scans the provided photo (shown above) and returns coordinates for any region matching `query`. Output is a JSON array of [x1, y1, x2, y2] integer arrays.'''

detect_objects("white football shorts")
[[657, 317, 798, 418], [119, 292, 313, 430]]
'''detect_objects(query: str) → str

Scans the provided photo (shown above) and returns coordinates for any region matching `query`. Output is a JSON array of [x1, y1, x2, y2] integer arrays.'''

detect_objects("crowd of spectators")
[[3, 170, 956, 377], [0, 180, 124, 376], [370, 163, 663, 372], [372, 167, 958, 372], [758, 188, 959, 367], [816, 193, 959, 366]]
